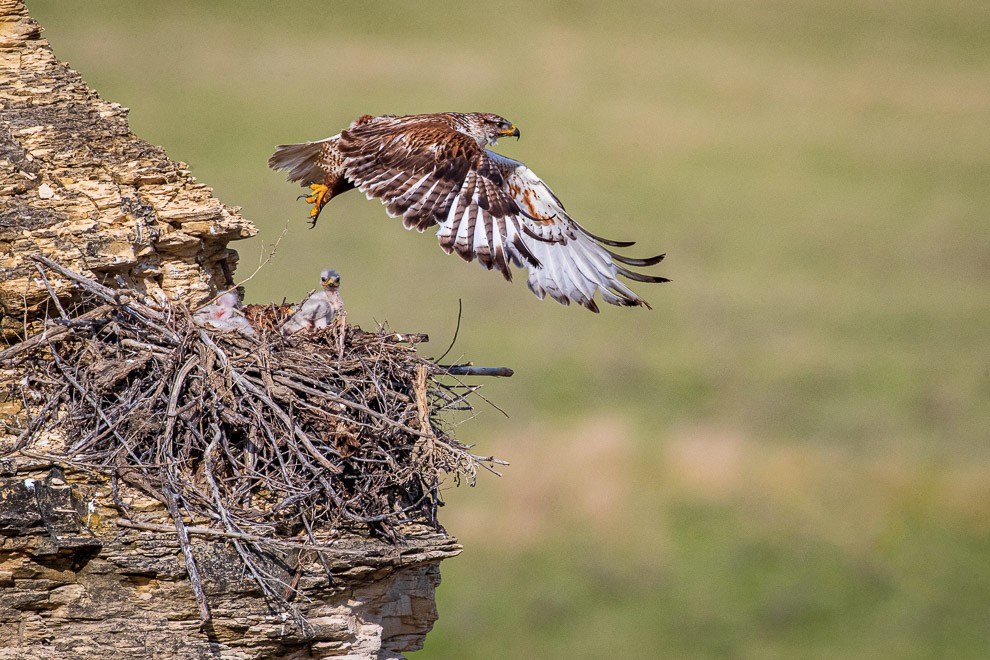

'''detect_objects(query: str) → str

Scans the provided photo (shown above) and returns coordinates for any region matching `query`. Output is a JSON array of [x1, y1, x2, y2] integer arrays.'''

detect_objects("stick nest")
[[2, 257, 505, 556]]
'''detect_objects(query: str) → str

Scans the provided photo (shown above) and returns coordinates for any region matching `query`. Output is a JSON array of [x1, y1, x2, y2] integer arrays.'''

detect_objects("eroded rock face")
[[0, 461, 460, 659], [0, 0, 256, 340]]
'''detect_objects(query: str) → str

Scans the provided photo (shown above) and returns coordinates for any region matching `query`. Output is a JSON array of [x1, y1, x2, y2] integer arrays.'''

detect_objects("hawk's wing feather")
[[339, 120, 480, 231]]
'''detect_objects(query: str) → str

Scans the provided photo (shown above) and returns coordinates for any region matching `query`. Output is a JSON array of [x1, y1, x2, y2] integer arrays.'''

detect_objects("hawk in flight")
[[268, 112, 668, 312]]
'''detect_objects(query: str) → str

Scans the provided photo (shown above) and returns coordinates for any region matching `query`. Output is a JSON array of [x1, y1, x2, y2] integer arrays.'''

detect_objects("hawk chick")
[[193, 292, 257, 338], [280, 268, 345, 336]]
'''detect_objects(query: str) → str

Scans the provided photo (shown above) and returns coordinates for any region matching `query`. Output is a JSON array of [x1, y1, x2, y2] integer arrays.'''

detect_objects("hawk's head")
[[452, 112, 520, 146], [320, 268, 341, 290]]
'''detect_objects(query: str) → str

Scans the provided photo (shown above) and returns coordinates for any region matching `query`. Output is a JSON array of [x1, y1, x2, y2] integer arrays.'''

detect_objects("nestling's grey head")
[[320, 268, 341, 289]]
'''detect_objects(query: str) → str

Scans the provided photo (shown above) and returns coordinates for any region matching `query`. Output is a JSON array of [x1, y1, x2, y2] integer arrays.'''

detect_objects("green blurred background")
[[28, 1, 990, 657]]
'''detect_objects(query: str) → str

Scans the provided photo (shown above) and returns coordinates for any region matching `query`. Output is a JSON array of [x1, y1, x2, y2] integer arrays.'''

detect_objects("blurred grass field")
[[27, 1, 990, 657]]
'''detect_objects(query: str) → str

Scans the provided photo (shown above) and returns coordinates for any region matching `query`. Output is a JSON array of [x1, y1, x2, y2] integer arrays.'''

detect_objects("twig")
[[164, 489, 212, 625], [436, 365, 514, 377], [270, 373, 435, 440], [435, 299, 462, 363], [162, 356, 199, 456], [379, 332, 429, 344], [120, 338, 171, 354], [234, 224, 288, 291], [34, 263, 68, 318]]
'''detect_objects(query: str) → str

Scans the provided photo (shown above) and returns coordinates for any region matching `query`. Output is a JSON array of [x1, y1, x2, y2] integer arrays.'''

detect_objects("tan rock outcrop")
[[0, 0, 255, 338]]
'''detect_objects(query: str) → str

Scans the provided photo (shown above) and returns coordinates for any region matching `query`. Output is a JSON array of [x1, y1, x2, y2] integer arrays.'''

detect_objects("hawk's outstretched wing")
[[337, 118, 667, 311], [484, 153, 668, 311]]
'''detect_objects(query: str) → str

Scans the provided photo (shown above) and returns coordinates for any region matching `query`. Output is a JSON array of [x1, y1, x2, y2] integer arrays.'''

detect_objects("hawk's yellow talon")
[[304, 183, 330, 218]]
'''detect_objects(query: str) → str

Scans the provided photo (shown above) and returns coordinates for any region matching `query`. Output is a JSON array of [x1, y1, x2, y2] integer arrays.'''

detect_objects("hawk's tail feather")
[[268, 139, 333, 185]]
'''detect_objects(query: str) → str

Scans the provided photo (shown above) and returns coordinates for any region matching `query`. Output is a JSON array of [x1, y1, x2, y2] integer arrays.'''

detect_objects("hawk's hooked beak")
[[322, 276, 340, 289], [498, 125, 521, 139]]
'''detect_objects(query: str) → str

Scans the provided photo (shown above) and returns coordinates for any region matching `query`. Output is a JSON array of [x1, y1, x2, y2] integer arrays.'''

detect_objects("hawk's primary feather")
[[269, 112, 668, 311]]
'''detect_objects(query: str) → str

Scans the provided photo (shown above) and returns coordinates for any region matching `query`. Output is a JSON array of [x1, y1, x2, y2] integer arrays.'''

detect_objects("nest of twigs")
[[1, 256, 508, 623]]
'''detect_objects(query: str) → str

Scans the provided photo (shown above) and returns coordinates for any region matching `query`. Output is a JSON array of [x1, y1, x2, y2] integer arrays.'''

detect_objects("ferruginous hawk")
[[268, 112, 668, 312]]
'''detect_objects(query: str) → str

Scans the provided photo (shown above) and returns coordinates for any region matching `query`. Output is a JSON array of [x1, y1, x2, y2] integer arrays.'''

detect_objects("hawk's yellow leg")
[[305, 183, 330, 218]]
